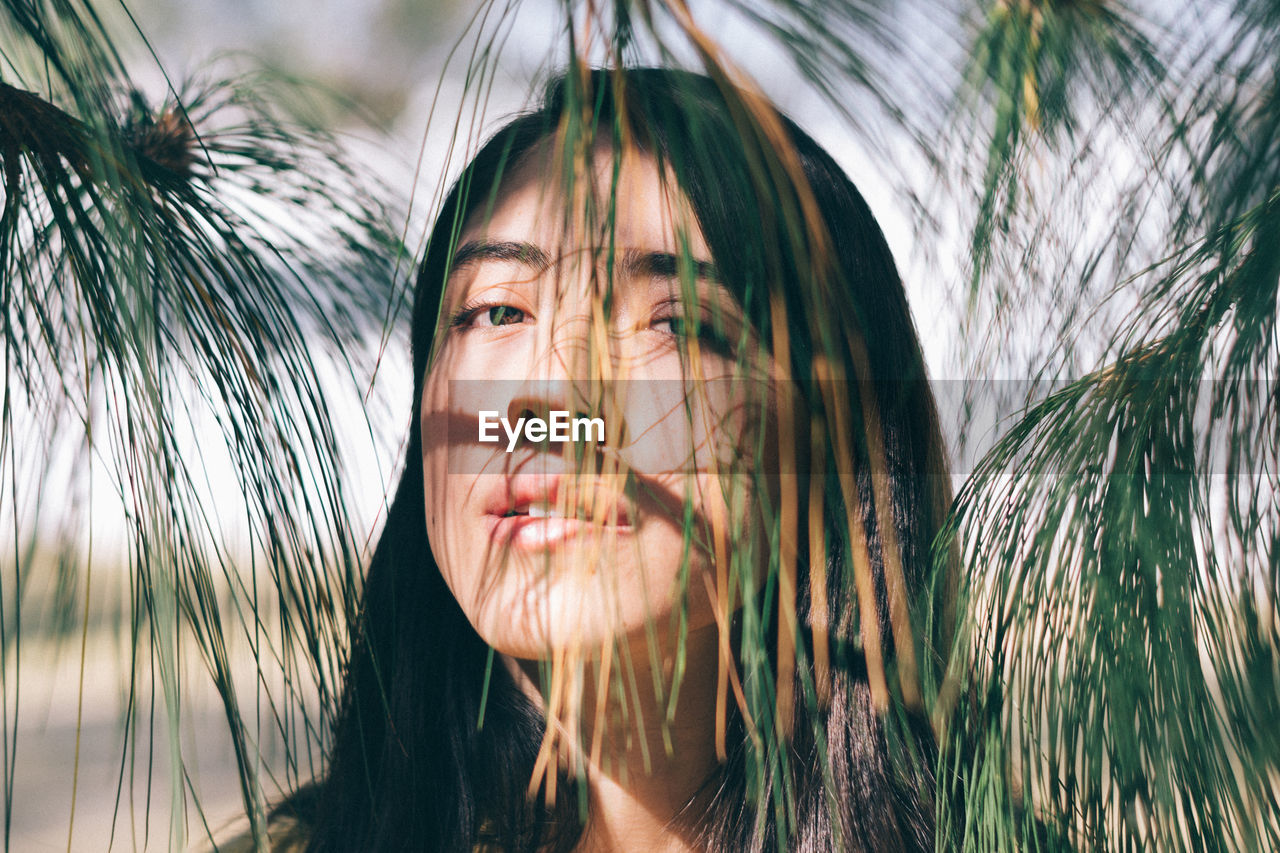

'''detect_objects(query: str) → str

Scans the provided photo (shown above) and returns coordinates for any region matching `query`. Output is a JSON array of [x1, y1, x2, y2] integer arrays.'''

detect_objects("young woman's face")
[[419, 142, 775, 660]]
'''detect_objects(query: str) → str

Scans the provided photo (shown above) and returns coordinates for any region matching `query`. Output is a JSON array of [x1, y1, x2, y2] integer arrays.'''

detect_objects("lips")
[[484, 474, 632, 547]]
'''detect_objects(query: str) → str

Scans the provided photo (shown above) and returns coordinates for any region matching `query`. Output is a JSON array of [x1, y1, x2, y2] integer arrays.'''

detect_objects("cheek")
[[618, 380, 770, 488], [418, 370, 475, 601], [419, 378, 448, 519]]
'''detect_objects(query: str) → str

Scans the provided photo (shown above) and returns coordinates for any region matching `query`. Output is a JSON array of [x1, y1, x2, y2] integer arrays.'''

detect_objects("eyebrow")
[[449, 240, 553, 273], [448, 241, 720, 283], [620, 249, 720, 283]]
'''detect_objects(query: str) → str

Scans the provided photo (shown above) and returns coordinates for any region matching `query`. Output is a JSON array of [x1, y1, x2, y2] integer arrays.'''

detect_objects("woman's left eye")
[[480, 305, 525, 326], [651, 314, 690, 336], [451, 303, 528, 329], [652, 311, 735, 355]]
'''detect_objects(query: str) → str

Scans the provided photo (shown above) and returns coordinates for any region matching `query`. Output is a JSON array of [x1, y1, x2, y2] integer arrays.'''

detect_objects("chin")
[[438, 524, 716, 660], [472, 579, 677, 661]]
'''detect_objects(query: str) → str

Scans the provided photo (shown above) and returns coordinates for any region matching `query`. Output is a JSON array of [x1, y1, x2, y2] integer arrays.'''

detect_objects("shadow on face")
[[418, 140, 783, 662]]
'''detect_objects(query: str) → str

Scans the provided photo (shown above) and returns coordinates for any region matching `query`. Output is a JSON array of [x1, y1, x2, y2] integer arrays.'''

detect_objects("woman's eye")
[[482, 305, 525, 326], [652, 315, 690, 336], [653, 312, 735, 354], [452, 303, 528, 329]]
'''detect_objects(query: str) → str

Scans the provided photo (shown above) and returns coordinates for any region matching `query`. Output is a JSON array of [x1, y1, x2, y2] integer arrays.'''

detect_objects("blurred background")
[[3, 0, 1276, 849]]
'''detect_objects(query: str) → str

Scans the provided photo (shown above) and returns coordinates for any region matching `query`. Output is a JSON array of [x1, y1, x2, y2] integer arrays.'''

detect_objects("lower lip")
[[487, 515, 630, 549]]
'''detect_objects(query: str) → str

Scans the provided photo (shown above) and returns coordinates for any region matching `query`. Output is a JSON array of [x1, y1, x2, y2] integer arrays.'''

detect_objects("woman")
[[266, 67, 953, 852]]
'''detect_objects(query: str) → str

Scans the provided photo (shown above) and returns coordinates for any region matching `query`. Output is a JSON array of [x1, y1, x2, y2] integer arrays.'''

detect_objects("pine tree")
[[2, 0, 1276, 850]]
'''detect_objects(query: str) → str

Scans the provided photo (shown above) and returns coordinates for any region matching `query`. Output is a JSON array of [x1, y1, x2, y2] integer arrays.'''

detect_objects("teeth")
[[504, 500, 625, 523], [525, 502, 562, 518]]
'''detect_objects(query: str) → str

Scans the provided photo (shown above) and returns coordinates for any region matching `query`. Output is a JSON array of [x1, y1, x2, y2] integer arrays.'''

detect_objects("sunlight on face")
[[419, 141, 776, 660]]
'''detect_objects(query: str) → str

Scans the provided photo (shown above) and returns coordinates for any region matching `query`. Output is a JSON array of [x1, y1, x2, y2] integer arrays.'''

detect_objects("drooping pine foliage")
[[2, 0, 1277, 850], [935, 1, 1279, 849], [1, 0, 403, 848]]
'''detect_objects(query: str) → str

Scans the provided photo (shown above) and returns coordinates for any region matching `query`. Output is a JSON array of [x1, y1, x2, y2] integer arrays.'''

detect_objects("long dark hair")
[[299, 67, 952, 852]]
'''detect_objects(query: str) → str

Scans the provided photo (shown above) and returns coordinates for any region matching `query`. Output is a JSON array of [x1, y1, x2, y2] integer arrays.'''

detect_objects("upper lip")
[[484, 474, 632, 526]]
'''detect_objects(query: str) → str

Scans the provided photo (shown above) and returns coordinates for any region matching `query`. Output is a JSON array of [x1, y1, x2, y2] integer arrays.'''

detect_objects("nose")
[[500, 264, 623, 452], [504, 381, 610, 451], [506, 382, 566, 432]]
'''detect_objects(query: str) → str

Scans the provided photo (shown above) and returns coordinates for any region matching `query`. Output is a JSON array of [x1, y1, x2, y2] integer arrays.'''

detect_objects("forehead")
[[457, 141, 709, 258]]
